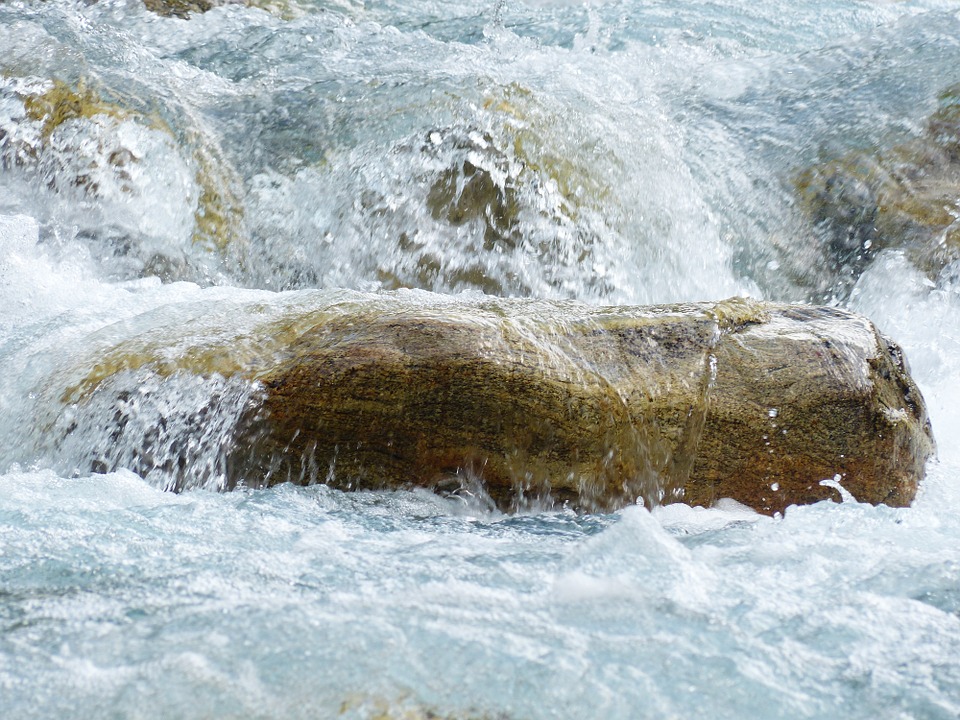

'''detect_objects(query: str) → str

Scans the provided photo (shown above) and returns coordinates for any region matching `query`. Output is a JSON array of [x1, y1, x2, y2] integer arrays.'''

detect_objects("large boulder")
[[59, 292, 934, 515]]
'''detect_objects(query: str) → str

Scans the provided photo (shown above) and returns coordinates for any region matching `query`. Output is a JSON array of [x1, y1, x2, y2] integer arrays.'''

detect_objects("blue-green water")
[[2, 1, 960, 717]]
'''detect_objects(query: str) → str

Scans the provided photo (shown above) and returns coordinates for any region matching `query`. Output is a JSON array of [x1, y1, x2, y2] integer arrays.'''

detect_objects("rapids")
[[1, 1, 960, 718]]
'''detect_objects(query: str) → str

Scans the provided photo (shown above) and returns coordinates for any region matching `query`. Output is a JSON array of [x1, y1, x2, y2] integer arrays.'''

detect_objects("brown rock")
[[64, 293, 933, 515], [234, 296, 934, 514], [143, 0, 216, 19]]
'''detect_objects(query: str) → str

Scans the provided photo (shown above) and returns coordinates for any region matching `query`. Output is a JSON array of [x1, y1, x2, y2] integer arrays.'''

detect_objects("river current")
[[2, 1, 960, 718]]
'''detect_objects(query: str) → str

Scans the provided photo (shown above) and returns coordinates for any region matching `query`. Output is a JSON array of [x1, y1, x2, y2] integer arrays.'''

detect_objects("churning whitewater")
[[2, 1, 960, 718]]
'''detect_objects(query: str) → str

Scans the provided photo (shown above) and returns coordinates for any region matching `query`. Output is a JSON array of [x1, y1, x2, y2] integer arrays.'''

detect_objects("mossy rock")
[[2, 73, 246, 267], [59, 292, 934, 515], [21, 79, 130, 138], [191, 140, 246, 253], [794, 89, 960, 295]]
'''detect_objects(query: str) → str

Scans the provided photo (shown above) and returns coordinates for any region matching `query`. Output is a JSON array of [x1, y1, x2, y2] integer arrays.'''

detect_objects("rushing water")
[[2, 0, 960, 717]]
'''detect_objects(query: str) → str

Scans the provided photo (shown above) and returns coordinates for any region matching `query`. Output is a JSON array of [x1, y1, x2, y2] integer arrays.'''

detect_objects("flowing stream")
[[2, 1, 960, 717]]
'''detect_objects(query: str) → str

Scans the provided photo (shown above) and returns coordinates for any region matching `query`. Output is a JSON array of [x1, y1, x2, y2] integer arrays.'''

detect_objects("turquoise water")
[[2, 1, 960, 717]]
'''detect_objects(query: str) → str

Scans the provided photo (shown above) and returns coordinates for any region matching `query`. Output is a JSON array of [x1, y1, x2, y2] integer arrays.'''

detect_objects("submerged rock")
[[57, 293, 934, 515], [0, 73, 245, 280], [240, 80, 622, 298], [794, 86, 960, 298]]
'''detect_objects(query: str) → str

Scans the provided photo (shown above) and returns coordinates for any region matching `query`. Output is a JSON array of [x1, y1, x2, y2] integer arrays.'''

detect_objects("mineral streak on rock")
[[61, 293, 934, 515]]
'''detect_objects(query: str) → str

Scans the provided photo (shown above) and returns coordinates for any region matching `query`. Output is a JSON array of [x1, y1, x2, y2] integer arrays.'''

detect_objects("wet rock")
[[240, 80, 621, 298], [61, 293, 934, 515], [361, 118, 609, 297], [143, 0, 216, 18], [141, 0, 332, 20], [425, 131, 521, 251], [0, 74, 245, 279], [794, 86, 960, 298]]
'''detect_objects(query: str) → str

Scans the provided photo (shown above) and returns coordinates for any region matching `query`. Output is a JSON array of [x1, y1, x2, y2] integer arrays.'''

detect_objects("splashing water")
[[2, 1, 960, 718]]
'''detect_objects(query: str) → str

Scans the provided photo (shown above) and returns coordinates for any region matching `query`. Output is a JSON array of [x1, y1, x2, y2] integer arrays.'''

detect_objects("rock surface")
[[64, 292, 935, 515]]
